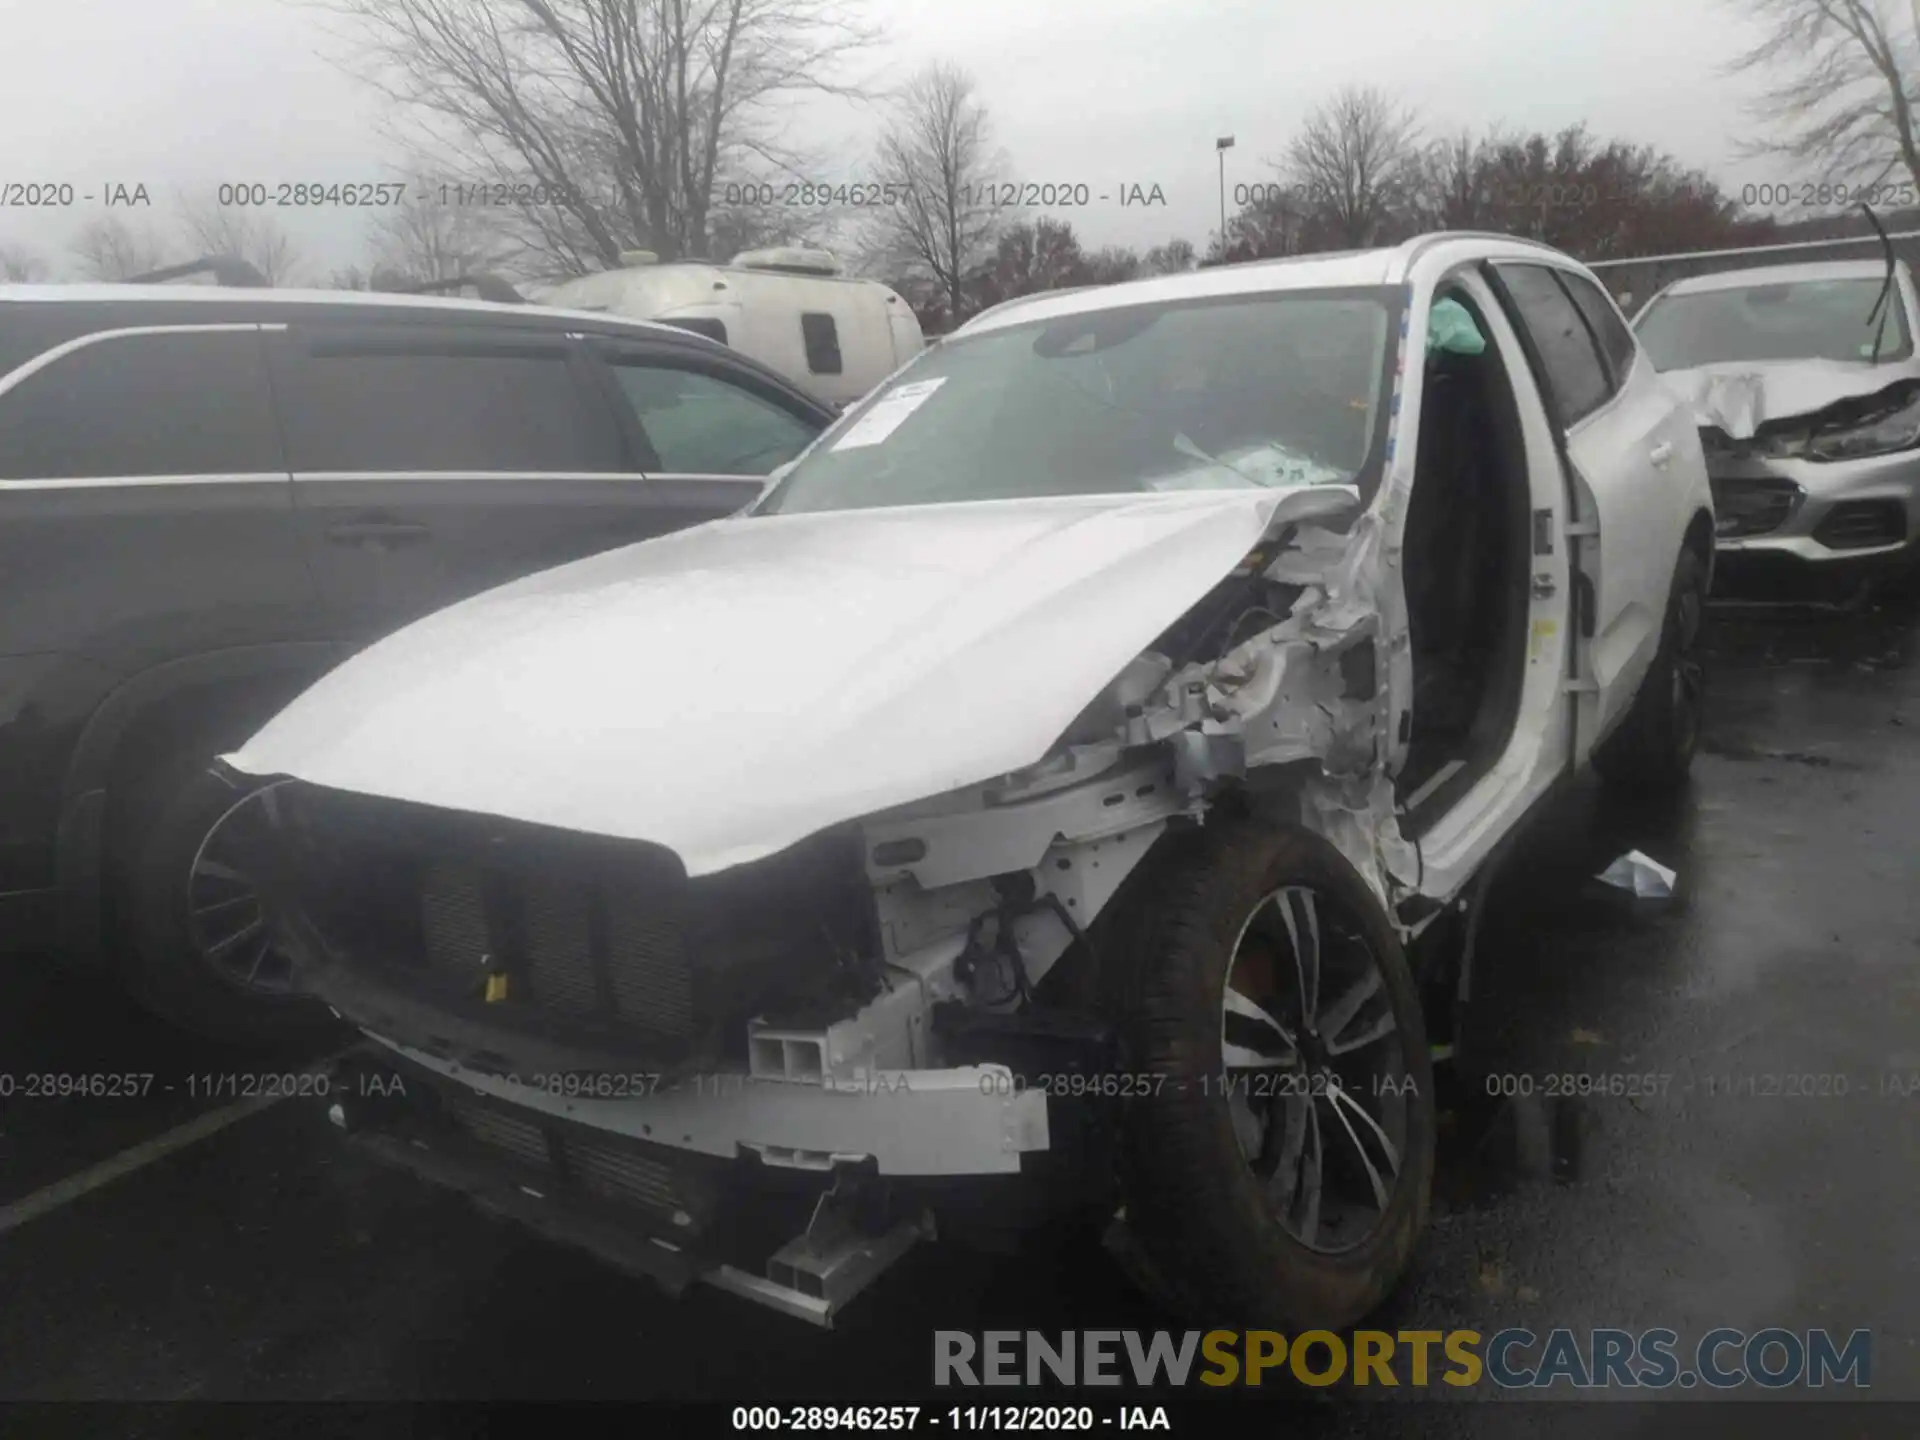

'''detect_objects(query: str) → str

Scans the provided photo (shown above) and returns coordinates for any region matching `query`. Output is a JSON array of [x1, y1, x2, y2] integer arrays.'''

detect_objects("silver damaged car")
[[1634, 256, 1920, 591]]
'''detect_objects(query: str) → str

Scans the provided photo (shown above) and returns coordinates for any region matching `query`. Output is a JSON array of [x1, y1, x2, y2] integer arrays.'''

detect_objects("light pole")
[[1216, 135, 1235, 255]]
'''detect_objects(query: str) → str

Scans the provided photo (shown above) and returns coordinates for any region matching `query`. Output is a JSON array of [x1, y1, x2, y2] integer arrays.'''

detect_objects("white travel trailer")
[[539, 248, 925, 407]]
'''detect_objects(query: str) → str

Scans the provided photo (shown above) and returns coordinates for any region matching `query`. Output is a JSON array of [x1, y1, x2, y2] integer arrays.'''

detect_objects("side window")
[[1494, 263, 1614, 427], [801, 312, 843, 375], [610, 361, 818, 475], [0, 329, 279, 479], [661, 317, 729, 346], [1559, 271, 1639, 384], [278, 339, 619, 472]]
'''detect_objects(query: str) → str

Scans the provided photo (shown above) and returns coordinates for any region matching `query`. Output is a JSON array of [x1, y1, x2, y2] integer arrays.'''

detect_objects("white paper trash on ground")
[[1595, 850, 1678, 898]]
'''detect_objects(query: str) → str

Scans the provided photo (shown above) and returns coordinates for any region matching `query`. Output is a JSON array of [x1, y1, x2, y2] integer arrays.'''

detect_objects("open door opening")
[[1395, 286, 1536, 833]]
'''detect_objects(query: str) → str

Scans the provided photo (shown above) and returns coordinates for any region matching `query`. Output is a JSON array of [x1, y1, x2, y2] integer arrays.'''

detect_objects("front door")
[[1489, 263, 1687, 755], [1390, 272, 1578, 899], [269, 324, 752, 642], [580, 337, 829, 492]]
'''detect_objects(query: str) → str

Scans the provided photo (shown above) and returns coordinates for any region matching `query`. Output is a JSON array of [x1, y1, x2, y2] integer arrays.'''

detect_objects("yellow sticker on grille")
[[484, 973, 510, 1003]]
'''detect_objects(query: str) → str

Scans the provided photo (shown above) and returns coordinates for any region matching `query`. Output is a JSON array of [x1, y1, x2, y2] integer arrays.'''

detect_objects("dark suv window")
[[277, 336, 618, 472], [0, 328, 280, 479], [610, 360, 817, 474], [1559, 271, 1638, 384], [801, 312, 843, 375], [1495, 264, 1614, 426]]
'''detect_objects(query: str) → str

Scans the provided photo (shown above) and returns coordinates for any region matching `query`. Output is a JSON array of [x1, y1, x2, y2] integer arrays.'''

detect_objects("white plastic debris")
[[1595, 850, 1677, 898]]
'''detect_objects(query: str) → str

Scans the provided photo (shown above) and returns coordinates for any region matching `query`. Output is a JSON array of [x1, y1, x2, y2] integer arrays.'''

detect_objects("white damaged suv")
[[224, 233, 1714, 1329]]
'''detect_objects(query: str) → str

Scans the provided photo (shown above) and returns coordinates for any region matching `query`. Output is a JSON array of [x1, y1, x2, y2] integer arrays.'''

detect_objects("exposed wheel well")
[[102, 673, 316, 842], [55, 657, 340, 963], [1684, 507, 1716, 586]]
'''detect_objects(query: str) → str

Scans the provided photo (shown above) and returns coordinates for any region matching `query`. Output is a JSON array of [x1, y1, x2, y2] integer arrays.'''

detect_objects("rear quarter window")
[[1560, 272, 1639, 385], [0, 328, 280, 478]]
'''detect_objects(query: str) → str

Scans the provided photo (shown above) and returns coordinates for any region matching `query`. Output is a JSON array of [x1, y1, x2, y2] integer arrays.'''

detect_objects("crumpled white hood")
[[226, 487, 1355, 875], [1659, 358, 1920, 440]]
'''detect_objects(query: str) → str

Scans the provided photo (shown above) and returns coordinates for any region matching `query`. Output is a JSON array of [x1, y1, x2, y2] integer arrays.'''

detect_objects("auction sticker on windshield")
[[831, 378, 948, 450]]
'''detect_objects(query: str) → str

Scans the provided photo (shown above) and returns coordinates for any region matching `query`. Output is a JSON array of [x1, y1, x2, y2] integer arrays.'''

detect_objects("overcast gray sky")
[[0, 0, 1786, 280]]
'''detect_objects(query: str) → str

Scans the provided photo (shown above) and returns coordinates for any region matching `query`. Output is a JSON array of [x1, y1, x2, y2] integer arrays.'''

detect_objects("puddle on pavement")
[[1704, 587, 1916, 673], [1433, 1070, 1590, 1210], [1698, 739, 1860, 767]]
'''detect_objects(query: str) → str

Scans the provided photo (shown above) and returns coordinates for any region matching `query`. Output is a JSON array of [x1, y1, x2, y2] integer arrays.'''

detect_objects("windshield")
[[756, 287, 1399, 515], [1634, 277, 1914, 370]]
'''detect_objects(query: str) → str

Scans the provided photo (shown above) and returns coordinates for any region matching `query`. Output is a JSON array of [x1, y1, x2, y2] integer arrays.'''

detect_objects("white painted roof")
[[0, 282, 705, 341], [954, 232, 1571, 336], [1655, 258, 1904, 294]]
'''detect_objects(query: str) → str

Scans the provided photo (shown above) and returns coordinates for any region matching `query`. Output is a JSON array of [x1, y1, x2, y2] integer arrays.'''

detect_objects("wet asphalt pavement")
[[0, 590, 1915, 1429]]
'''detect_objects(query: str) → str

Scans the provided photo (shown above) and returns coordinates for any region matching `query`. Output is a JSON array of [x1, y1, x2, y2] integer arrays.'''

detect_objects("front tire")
[[1594, 545, 1707, 794], [1110, 819, 1436, 1329]]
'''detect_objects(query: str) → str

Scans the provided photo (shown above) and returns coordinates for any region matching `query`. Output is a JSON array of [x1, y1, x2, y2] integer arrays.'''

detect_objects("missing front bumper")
[[321, 1047, 936, 1326]]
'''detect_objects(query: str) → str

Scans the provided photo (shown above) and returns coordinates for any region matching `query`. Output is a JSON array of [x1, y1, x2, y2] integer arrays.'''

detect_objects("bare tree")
[[1082, 244, 1142, 285], [70, 215, 178, 280], [1283, 85, 1426, 246], [1726, 0, 1920, 193], [1142, 237, 1197, 274], [0, 241, 50, 282], [176, 195, 305, 284], [317, 0, 876, 275], [1211, 186, 1314, 262], [973, 217, 1090, 306], [365, 178, 512, 280], [1412, 130, 1501, 230], [864, 62, 1004, 326], [329, 262, 420, 290]]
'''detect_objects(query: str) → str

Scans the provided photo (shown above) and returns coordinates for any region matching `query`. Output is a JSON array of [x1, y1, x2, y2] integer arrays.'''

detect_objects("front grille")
[[273, 783, 879, 1060], [452, 1100, 551, 1167], [444, 1091, 689, 1220], [1814, 499, 1906, 550], [569, 1140, 683, 1213], [420, 862, 491, 978], [604, 887, 697, 1032], [416, 854, 702, 1039], [1710, 476, 1802, 538], [521, 873, 604, 1019]]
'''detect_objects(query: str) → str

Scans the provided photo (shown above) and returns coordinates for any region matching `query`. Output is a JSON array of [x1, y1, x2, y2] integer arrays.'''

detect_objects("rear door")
[[1490, 262, 1681, 753], [0, 323, 312, 666], [270, 323, 746, 640], [0, 322, 313, 893], [582, 337, 825, 496]]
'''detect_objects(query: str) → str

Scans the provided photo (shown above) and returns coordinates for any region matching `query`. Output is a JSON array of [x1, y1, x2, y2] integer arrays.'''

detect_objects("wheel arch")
[[54, 642, 355, 962], [1683, 505, 1716, 593]]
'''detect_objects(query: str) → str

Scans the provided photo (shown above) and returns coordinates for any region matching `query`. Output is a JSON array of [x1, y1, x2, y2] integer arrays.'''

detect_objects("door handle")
[[1648, 441, 1674, 467], [325, 518, 432, 547]]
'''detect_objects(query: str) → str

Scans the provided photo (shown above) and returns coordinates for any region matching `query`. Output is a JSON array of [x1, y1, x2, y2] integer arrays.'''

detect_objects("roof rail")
[[1404, 229, 1561, 252], [127, 255, 270, 288], [1584, 228, 1920, 271], [392, 272, 526, 304], [959, 285, 1099, 329]]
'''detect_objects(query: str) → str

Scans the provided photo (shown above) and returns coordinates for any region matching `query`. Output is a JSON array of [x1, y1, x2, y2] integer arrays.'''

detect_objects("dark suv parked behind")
[[0, 270, 833, 1041]]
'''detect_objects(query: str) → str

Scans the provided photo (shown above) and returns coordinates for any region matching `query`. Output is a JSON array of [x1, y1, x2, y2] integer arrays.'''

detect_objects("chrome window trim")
[[287, 470, 763, 485], [0, 472, 291, 492], [0, 323, 284, 400]]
